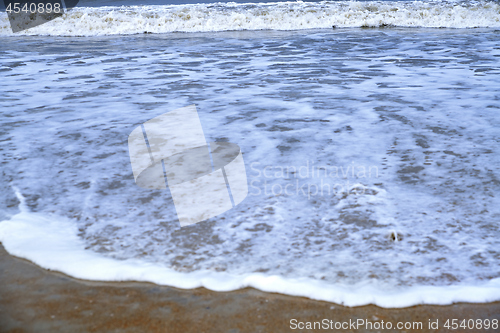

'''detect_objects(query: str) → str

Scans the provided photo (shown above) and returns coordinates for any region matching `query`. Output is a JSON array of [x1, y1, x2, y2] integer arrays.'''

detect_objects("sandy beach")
[[1, 243, 499, 333]]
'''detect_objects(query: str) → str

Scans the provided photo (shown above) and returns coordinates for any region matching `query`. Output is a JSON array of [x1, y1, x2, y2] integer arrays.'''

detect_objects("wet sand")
[[1, 244, 499, 333]]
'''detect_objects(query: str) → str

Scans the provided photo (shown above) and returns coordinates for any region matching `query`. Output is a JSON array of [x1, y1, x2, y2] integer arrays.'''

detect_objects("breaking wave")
[[1, 0, 500, 36]]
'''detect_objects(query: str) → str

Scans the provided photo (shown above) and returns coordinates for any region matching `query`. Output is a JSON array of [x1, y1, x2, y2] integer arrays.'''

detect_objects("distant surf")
[[1, 0, 500, 36]]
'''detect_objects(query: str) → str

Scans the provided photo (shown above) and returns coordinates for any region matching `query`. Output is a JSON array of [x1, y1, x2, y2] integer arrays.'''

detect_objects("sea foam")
[[1, 23, 500, 307], [1, 1, 500, 36], [1, 195, 500, 307]]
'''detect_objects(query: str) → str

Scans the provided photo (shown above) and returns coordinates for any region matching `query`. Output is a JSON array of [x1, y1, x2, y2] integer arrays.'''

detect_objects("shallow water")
[[1, 2, 500, 306]]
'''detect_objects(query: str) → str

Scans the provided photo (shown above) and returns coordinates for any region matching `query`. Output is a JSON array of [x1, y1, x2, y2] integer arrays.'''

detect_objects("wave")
[[1, 201, 500, 308], [1, 0, 500, 36]]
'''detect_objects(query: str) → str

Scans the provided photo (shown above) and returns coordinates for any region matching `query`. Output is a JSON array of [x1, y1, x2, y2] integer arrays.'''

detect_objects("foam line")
[[1, 1, 500, 36], [1, 208, 499, 308]]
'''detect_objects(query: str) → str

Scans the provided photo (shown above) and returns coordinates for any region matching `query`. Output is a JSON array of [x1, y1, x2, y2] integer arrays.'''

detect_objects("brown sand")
[[1, 244, 499, 333]]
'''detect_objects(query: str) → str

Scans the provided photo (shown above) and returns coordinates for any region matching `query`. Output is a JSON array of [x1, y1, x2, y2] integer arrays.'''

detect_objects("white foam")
[[1, 1, 500, 36], [1, 201, 500, 307], [2, 26, 500, 307]]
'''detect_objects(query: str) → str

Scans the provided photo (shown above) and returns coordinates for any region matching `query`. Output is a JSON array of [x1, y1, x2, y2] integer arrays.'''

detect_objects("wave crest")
[[1, 1, 500, 36]]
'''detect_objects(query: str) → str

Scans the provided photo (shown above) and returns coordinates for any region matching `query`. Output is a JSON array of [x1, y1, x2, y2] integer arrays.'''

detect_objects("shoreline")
[[1, 243, 499, 333]]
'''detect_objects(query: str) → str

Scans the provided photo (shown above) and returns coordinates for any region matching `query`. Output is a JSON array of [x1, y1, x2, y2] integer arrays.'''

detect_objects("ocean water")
[[1, 0, 500, 307]]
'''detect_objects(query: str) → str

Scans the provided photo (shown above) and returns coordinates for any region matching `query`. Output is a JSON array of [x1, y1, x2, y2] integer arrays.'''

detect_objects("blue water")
[[1, 0, 500, 307]]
